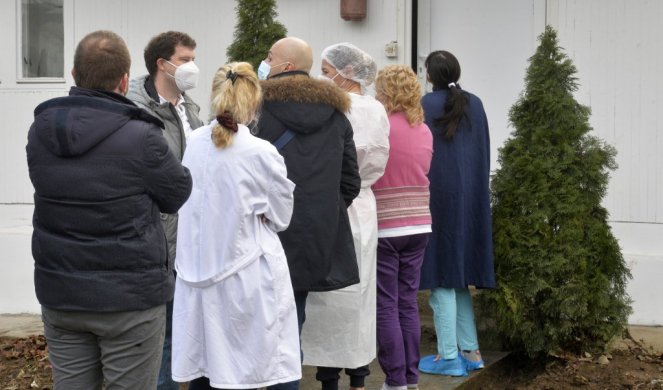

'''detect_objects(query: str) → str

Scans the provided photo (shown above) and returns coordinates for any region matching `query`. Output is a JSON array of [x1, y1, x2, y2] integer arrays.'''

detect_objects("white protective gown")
[[302, 93, 390, 368], [172, 123, 301, 388]]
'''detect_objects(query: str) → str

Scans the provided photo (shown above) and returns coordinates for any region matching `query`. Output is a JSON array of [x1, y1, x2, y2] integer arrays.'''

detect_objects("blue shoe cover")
[[460, 353, 485, 371], [418, 355, 468, 377]]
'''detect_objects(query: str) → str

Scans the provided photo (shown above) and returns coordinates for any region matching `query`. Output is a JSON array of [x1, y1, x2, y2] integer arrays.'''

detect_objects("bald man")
[[257, 37, 313, 79], [255, 37, 361, 390]]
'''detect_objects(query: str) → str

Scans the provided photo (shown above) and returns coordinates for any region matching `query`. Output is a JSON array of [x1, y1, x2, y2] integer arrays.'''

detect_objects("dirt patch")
[[0, 335, 51, 390], [459, 342, 663, 390], [0, 335, 192, 390], [2, 333, 663, 389]]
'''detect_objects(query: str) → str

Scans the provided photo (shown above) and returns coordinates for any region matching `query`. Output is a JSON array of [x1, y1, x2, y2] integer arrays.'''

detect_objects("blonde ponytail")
[[209, 62, 262, 148]]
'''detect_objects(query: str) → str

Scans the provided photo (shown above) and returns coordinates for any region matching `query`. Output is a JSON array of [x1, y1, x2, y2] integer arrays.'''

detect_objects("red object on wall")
[[340, 0, 367, 21]]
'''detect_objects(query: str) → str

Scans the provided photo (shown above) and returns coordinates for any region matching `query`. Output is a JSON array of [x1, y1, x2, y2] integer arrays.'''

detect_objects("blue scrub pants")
[[429, 288, 479, 359]]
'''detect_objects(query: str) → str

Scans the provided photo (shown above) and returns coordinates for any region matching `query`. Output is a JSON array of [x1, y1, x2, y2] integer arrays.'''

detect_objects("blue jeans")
[[266, 290, 308, 390], [157, 300, 178, 390]]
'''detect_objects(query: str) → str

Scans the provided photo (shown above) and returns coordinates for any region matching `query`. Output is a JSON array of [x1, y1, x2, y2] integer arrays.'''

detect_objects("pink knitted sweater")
[[372, 111, 433, 230]]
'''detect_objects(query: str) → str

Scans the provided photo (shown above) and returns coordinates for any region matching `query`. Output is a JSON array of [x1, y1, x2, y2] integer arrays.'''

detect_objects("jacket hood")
[[261, 74, 351, 134], [127, 74, 201, 111], [126, 74, 151, 106], [32, 86, 163, 157]]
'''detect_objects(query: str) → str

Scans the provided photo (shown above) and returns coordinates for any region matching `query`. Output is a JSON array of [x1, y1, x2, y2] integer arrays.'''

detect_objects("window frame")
[[16, 0, 66, 84]]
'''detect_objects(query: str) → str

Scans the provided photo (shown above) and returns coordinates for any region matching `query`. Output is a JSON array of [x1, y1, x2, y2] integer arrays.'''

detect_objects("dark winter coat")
[[26, 87, 193, 311], [256, 72, 361, 292], [419, 89, 496, 289]]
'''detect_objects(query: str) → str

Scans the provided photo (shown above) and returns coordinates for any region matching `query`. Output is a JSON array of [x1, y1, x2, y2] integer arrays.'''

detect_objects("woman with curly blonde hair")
[[372, 65, 433, 390], [172, 62, 301, 389]]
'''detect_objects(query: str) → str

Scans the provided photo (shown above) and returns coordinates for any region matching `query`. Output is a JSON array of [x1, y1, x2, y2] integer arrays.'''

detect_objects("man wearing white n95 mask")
[[127, 30, 204, 390], [128, 31, 204, 149]]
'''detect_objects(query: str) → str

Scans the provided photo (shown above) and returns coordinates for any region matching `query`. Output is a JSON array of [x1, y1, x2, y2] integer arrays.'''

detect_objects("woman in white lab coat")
[[171, 62, 300, 389], [301, 43, 390, 390]]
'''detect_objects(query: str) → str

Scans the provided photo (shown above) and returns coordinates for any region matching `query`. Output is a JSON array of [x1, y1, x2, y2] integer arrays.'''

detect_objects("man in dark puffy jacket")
[[25, 30, 192, 389], [255, 36, 361, 390]]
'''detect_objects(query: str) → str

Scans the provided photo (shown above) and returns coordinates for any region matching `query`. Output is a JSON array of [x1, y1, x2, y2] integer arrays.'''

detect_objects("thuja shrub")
[[226, 0, 287, 69], [478, 25, 631, 357]]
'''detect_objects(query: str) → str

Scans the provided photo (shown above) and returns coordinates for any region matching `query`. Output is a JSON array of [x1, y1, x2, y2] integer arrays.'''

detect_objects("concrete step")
[[301, 349, 509, 389]]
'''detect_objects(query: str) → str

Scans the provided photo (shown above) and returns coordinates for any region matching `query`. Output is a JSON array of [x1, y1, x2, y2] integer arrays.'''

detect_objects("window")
[[19, 0, 64, 81]]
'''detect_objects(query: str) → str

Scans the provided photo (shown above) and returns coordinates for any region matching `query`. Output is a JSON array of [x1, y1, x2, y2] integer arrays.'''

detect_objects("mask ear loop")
[[278, 61, 291, 75], [163, 59, 179, 70], [161, 59, 179, 81]]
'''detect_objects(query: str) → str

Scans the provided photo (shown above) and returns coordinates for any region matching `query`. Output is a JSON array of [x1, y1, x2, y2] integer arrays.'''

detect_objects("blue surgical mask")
[[258, 60, 271, 80], [258, 60, 289, 80]]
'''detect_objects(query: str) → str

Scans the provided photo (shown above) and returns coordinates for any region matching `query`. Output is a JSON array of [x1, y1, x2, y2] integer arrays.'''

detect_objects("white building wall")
[[545, 0, 663, 325], [420, 0, 662, 325], [546, 0, 663, 224], [0, 0, 407, 313], [2, 0, 660, 325], [418, 0, 546, 173], [1, 0, 408, 204]]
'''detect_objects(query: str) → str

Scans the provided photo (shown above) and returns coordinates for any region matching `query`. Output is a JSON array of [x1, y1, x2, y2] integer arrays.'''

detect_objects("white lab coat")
[[172, 123, 301, 388], [302, 93, 390, 368]]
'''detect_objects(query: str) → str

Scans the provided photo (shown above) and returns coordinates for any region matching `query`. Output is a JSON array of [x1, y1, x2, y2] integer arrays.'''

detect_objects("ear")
[[118, 73, 129, 95], [157, 58, 168, 72], [71, 68, 77, 83], [426, 73, 431, 83]]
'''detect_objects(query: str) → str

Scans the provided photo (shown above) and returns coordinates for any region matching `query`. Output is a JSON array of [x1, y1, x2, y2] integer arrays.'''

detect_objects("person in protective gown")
[[301, 42, 390, 390]]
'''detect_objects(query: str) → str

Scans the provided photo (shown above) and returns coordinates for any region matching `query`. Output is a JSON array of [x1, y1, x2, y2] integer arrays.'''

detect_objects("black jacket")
[[26, 87, 192, 312], [256, 72, 361, 292]]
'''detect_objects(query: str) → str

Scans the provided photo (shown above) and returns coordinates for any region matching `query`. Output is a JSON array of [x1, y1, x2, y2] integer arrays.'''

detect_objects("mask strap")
[[274, 61, 290, 73], [163, 59, 178, 69]]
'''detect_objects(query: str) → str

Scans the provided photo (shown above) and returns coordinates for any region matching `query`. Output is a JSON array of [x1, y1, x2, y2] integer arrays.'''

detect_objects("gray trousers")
[[42, 304, 166, 390]]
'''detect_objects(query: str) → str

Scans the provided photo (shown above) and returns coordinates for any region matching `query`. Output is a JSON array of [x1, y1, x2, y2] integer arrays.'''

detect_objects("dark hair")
[[73, 30, 130, 91], [144, 31, 197, 76], [425, 50, 468, 140]]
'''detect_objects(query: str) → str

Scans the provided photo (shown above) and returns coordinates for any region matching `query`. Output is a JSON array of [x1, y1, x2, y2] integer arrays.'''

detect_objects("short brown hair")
[[144, 31, 197, 76], [73, 30, 130, 91]]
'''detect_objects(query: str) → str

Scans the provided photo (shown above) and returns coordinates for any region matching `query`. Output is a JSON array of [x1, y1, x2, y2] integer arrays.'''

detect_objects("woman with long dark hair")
[[418, 50, 495, 377]]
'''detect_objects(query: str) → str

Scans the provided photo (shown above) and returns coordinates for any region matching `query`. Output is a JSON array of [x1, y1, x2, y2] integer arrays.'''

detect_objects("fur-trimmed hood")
[[260, 75, 351, 134]]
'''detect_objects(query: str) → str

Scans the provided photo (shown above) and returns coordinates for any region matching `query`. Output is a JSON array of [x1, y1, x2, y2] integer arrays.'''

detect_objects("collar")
[[159, 93, 184, 106], [69, 86, 136, 106], [270, 70, 310, 80], [36, 86, 165, 129], [145, 75, 184, 105], [144, 75, 160, 102]]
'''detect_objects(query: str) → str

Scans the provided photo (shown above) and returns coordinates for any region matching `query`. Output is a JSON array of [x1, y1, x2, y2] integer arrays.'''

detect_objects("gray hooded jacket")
[[127, 75, 204, 263]]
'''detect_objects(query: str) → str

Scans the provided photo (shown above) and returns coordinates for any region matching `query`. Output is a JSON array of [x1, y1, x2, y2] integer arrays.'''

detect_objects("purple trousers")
[[376, 233, 429, 387]]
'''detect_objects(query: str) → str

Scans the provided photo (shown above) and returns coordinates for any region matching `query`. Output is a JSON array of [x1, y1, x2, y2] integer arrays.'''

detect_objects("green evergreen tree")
[[226, 0, 287, 70], [479, 25, 631, 357]]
